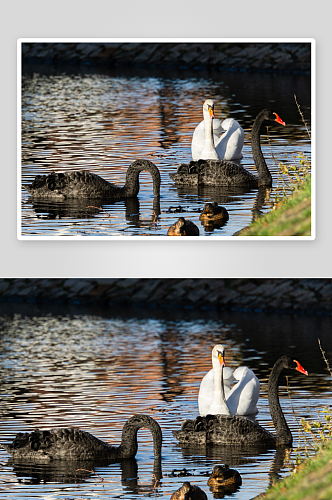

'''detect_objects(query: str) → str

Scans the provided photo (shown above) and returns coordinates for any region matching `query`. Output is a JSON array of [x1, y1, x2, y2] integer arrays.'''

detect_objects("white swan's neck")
[[210, 355, 231, 415], [200, 109, 219, 160]]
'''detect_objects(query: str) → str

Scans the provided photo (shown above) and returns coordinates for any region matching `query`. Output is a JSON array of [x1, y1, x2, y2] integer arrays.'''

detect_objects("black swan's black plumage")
[[170, 109, 286, 188], [2, 414, 162, 461], [173, 356, 307, 447], [23, 159, 161, 200]]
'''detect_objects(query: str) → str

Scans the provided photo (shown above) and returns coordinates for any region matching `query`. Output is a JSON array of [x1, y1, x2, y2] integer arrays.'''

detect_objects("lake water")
[[20, 63, 311, 237], [0, 303, 330, 499]]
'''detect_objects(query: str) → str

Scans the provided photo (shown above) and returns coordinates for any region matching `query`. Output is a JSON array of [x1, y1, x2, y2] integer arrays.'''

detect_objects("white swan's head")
[[212, 344, 225, 367], [203, 99, 215, 119]]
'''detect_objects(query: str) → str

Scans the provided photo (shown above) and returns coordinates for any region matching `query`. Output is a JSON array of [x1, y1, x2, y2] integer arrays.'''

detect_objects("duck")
[[23, 159, 161, 200], [199, 203, 229, 224], [170, 108, 286, 188], [170, 481, 207, 500], [191, 100, 244, 161], [198, 345, 260, 417], [174, 355, 308, 447], [167, 217, 199, 236], [207, 464, 242, 489], [1, 414, 162, 461]]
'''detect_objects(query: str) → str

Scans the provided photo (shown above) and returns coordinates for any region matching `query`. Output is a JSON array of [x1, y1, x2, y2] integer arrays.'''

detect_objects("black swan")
[[170, 109, 286, 188], [174, 355, 308, 447], [23, 159, 161, 200], [199, 203, 229, 224], [198, 344, 260, 416], [2, 414, 162, 461], [191, 99, 244, 161], [167, 217, 199, 236], [171, 482, 207, 500], [207, 464, 242, 488]]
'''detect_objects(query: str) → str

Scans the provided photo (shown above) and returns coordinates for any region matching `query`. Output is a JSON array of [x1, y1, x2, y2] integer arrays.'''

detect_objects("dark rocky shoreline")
[[0, 278, 330, 316], [21, 42, 311, 74]]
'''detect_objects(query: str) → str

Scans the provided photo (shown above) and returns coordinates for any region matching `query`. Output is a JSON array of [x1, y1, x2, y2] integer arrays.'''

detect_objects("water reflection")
[[7, 457, 162, 499], [21, 64, 311, 237], [0, 307, 329, 499], [27, 197, 161, 233]]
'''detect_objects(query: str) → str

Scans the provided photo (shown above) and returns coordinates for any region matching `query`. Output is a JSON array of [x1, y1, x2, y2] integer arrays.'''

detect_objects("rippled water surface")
[[0, 303, 330, 499], [20, 63, 312, 237]]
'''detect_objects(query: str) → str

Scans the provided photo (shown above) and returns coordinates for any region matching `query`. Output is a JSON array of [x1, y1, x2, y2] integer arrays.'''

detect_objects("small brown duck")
[[199, 203, 229, 224], [207, 464, 242, 489], [167, 217, 199, 236], [171, 481, 207, 500]]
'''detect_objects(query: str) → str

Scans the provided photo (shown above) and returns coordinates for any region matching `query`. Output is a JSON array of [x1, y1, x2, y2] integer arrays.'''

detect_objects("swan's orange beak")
[[209, 107, 215, 119], [294, 359, 308, 375], [218, 352, 225, 366], [274, 112, 286, 126]]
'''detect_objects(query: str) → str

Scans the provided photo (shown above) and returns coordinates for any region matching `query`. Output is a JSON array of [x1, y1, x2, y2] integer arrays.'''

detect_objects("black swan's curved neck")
[[119, 414, 162, 459], [123, 159, 161, 198], [251, 111, 273, 187], [268, 358, 292, 445]]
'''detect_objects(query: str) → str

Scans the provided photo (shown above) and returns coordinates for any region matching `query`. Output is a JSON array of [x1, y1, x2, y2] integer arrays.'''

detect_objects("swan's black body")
[[173, 356, 307, 447], [170, 109, 286, 188], [23, 159, 161, 200], [2, 414, 162, 461]]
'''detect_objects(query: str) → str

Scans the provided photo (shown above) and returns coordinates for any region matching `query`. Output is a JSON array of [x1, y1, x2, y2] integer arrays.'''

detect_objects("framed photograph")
[[18, 39, 315, 240]]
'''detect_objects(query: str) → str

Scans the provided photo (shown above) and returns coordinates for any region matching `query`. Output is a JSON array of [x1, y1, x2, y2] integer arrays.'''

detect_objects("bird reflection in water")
[[28, 196, 161, 233], [9, 456, 162, 495]]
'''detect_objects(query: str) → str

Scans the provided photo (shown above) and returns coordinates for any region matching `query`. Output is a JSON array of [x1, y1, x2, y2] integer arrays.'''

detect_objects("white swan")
[[191, 100, 244, 161], [198, 345, 260, 416]]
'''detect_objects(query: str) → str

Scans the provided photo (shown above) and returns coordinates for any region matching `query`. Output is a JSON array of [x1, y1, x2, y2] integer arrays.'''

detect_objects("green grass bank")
[[256, 441, 332, 500], [236, 177, 311, 237]]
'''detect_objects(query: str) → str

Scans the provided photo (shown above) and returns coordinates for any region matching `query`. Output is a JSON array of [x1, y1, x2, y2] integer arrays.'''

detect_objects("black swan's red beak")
[[273, 112, 286, 126], [294, 359, 309, 375]]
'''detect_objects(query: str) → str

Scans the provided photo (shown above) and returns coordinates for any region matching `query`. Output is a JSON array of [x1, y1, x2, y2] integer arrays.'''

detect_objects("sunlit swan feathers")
[[175, 355, 308, 447], [198, 345, 260, 416], [1, 414, 162, 461], [191, 100, 244, 161], [23, 159, 161, 200]]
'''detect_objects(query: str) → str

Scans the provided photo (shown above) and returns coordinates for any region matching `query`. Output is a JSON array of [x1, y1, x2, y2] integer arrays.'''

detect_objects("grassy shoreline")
[[255, 441, 332, 500], [235, 177, 311, 237]]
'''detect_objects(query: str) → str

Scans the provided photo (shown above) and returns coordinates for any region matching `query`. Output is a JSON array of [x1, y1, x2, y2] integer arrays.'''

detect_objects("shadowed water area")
[[21, 63, 311, 237], [0, 302, 330, 499]]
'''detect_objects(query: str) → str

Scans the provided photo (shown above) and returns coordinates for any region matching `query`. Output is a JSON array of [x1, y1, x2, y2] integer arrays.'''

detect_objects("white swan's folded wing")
[[226, 367, 260, 416], [198, 368, 214, 415], [215, 119, 244, 161]]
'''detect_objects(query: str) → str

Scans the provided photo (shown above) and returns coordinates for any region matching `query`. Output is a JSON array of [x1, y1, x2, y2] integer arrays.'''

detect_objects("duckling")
[[167, 217, 199, 236], [171, 481, 207, 500], [207, 464, 242, 489], [199, 203, 229, 224]]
